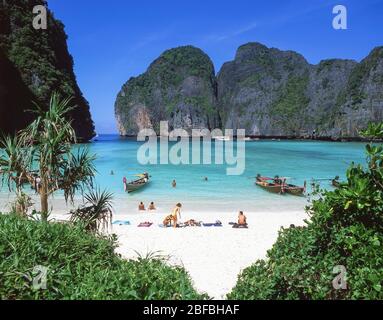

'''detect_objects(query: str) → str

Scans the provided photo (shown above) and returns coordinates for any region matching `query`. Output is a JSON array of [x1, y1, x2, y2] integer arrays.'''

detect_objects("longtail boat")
[[332, 176, 341, 188], [124, 173, 150, 193], [256, 174, 306, 196], [284, 181, 306, 196], [255, 175, 284, 194]]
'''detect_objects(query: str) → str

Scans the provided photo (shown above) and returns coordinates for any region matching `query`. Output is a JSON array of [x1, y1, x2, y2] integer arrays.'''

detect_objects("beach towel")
[[159, 223, 185, 228], [203, 220, 222, 227], [158, 223, 171, 228], [113, 220, 131, 226], [232, 223, 248, 229], [138, 222, 153, 228]]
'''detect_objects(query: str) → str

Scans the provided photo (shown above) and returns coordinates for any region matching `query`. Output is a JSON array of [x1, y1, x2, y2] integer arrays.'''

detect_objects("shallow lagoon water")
[[0, 135, 367, 213], [69, 135, 366, 213]]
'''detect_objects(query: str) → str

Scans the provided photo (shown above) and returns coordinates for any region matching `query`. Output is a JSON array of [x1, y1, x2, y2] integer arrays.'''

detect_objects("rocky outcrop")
[[0, 0, 95, 141], [217, 42, 312, 136], [217, 42, 383, 138], [115, 46, 220, 135], [331, 47, 383, 137], [115, 42, 383, 139]]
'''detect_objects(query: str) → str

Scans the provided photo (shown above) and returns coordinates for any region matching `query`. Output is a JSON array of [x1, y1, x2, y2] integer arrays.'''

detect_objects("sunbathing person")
[[184, 219, 201, 227], [148, 202, 156, 211], [163, 215, 173, 227], [238, 211, 247, 225], [138, 202, 146, 211]]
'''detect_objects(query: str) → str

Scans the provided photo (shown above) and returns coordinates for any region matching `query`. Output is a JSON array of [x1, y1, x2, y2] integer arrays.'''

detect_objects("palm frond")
[[70, 188, 113, 233]]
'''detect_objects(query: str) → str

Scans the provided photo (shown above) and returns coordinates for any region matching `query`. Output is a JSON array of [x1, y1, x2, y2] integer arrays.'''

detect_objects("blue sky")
[[49, 0, 383, 134]]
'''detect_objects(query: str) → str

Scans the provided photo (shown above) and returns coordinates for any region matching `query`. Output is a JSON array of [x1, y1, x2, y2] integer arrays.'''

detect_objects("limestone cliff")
[[0, 0, 95, 141], [116, 42, 383, 139], [115, 46, 220, 135]]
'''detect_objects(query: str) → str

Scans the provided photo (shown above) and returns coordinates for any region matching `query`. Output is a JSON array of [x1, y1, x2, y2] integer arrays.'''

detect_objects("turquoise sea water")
[[68, 135, 367, 213]]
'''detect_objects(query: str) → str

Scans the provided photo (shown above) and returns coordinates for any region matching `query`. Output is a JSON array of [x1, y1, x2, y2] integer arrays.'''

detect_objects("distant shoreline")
[[112, 134, 376, 142]]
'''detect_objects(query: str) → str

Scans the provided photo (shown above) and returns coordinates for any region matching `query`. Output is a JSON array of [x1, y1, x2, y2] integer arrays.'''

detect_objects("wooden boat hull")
[[126, 180, 149, 193], [332, 179, 341, 188], [256, 181, 284, 194], [255, 176, 306, 196], [284, 185, 305, 196]]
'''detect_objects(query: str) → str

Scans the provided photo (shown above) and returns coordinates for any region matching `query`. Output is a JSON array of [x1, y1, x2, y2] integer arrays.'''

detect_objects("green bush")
[[0, 214, 207, 300], [228, 124, 383, 300], [269, 73, 311, 135]]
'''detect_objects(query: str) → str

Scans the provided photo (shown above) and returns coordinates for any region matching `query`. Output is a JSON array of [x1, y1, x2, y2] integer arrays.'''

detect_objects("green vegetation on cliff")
[[119, 46, 215, 105], [0, 0, 94, 140], [151, 46, 215, 86], [115, 46, 219, 135], [269, 73, 311, 134], [347, 47, 383, 107]]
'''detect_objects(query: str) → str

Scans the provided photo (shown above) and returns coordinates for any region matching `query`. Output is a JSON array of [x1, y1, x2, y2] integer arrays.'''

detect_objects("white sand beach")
[[0, 194, 308, 299], [112, 210, 308, 299]]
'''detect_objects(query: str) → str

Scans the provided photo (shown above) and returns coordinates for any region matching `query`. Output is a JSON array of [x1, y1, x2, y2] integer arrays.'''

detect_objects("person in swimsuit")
[[148, 202, 156, 211], [238, 211, 247, 226], [138, 202, 146, 211], [172, 179, 177, 188], [171, 203, 182, 228]]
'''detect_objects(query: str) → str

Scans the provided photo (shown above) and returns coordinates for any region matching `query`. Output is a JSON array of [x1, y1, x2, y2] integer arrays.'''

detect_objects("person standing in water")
[[123, 177, 127, 192], [172, 179, 177, 188]]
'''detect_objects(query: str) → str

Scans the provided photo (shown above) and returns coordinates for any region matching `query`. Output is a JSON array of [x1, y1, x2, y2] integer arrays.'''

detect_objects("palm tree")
[[0, 93, 96, 221], [70, 188, 113, 233]]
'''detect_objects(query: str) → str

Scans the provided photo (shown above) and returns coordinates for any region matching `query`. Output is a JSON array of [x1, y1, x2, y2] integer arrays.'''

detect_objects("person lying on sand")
[[148, 202, 156, 211], [238, 211, 247, 226], [138, 202, 146, 211], [184, 219, 201, 227]]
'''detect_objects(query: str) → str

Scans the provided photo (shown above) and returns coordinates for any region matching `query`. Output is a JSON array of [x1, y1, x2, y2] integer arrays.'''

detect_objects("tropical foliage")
[[70, 188, 113, 233], [0, 214, 207, 300], [0, 93, 96, 221], [228, 123, 383, 300]]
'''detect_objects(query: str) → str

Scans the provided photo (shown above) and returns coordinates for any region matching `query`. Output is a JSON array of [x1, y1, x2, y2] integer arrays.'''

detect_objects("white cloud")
[[203, 21, 258, 43]]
